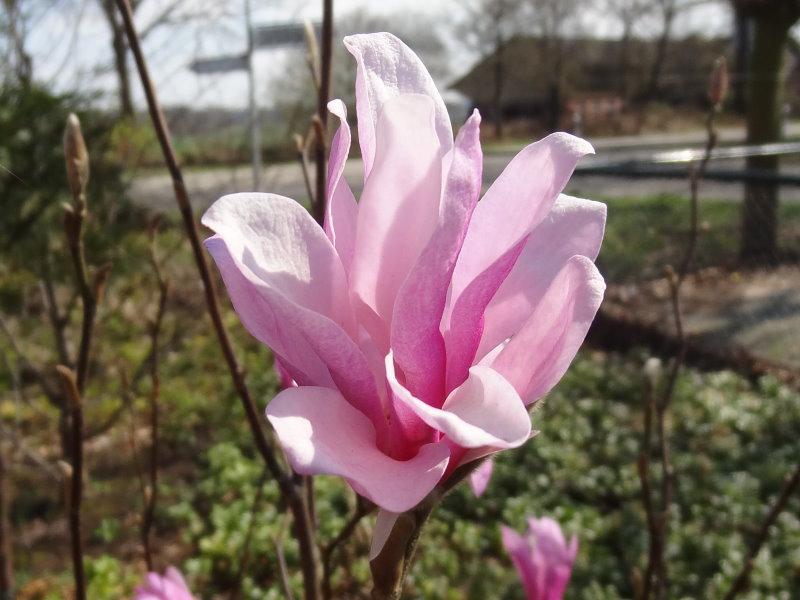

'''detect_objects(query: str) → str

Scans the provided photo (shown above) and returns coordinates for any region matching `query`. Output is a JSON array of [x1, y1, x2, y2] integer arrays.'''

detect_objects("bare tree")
[[527, 0, 585, 130], [459, 0, 526, 138], [99, 0, 134, 117], [733, 0, 800, 264], [1, 0, 32, 85], [274, 10, 449, 139], [97, 0, 223, 118], [605, 0, 651, 97]]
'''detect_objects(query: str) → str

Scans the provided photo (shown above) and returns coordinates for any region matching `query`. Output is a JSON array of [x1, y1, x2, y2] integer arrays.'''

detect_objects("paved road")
[[130, 125, 800, 212]]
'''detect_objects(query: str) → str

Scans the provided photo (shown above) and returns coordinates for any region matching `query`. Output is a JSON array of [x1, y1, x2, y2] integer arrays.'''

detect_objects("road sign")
[[252, 22, 318, 48], [189, 54, 248, 74]]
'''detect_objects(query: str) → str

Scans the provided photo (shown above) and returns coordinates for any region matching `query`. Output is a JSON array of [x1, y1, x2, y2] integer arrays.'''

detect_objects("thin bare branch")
[[722, 463, 800, 600], [229, 472, 267, 600], [55, 365, 85, 600], [114, 2, 321, 596], [322, 497, 373, 599]]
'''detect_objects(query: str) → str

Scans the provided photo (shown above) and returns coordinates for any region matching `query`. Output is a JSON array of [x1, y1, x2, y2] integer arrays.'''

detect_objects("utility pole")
[[245, 0, 261, 190]]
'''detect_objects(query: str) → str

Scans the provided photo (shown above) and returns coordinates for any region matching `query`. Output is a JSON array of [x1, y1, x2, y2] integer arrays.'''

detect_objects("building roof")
[[450, 35, 731, 109]]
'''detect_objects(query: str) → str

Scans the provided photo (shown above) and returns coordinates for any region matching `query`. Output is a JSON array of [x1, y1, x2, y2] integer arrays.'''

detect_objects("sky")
[[24, 0, 732, 111]]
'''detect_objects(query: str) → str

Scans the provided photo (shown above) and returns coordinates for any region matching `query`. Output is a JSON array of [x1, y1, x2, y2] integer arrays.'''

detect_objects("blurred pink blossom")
[[133, 567, 196, 600], [469, 458, 494, 497], [203, 33, 605, 521], [502, 517, 578, 600]]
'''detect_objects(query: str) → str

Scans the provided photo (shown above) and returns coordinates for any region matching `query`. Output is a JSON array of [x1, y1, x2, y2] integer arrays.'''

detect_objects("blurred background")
[[1, 0, 799, 598]]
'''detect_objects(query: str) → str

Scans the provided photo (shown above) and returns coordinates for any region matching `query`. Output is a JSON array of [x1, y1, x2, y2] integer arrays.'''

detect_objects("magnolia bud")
[[57, 459, 73, 480], [63, 113, 89, 199], [708, 57, 728, 110], [643, 357, 662, 389]]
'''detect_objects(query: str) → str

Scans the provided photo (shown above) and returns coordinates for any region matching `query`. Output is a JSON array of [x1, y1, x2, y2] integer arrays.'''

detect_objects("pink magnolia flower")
[[133, 567, 196, 600], [202, 33, 605, 518], [502, 517, 578, 600]]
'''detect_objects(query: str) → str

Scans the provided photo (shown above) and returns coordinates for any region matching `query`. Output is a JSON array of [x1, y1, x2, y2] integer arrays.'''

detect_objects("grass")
[[598, 194, 800, 283]]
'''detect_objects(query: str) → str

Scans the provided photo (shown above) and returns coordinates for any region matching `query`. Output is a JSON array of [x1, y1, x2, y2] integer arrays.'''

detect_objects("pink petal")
[[343, 32, 452, 177], [370, 509, 400, 560], [502, 525, 539, 599], [444, 134, 594, 392], [266, 386, 450, 513], [491, 255, 605, 405], [202, 193, 354, 335], [202, 197, 384, 432], [387, 355, 530, 450], [324, 99, 358, 274], [468, 458, 494, 497], [477, 194, 607, 359], [350, 94, 444, 352], [390, 111, 483, 405]]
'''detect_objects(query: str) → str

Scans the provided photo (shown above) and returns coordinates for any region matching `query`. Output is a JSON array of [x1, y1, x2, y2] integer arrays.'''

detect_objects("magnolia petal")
[[344, 32, 452, 177], [477, 194, 607, 359], [202, 193, 354, 335], [350, 94, 443, 352], [204, 234, 385, 433], [444, 133, 594, 392], [387, 356, 530, 450], [492, 256, 605, 405], [468, 458, 494, 497], [390, 111, 483, 405], [501, 526, 540, 599], [370, 509, 400, 560], [266, 386, 450, 513], [324, 100, 358, 274]]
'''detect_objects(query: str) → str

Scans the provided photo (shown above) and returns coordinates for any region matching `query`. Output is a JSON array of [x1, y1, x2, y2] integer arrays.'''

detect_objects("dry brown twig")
[[638, 58, 727, 600], [312, 0, 333, 225], [638, 57, 727, 600], [140, 216, 169, 571], [721, 463, 800, 599], [229, 472, 268, 600], [0, 437, 13, 600], [55, 365, 86, 600], [113, 1, 322, 596], [322, 496, 374, 599]]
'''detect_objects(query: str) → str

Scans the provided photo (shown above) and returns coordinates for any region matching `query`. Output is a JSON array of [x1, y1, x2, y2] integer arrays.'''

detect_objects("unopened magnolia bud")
[[643, 357, 663, 388], [708, 57, 728, 109], [63, 113, 89, 199], [57, 459, 73, 480]]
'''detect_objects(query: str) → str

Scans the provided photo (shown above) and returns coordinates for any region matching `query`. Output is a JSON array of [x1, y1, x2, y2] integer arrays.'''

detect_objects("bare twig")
[[0, 422, 62, 481], [722, 463, 800, 600], [114, 2, 321, 596], [0, 439, 13, 600], [322, 497, 373, 599], [275, 515, 296, 600], [639, 60, 724, 600], [294, 130, 316, 207], [638, 376, 659, 600], [39, 254, 71, 367], [55, 366, 85, 600], [304, 19, 321, 93], [312, 0, 333, 225], [142, 218, 169, 571], [229, 472, 267, 600], [63, 114, 109, 394]]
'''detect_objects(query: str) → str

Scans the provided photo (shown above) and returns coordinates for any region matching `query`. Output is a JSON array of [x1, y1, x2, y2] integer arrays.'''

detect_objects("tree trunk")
[[492, 34, 504, 139], [2, 0, 32, 86], [739, 13, 789, 265], [645, 1, 675, 101], [0, 443, 13, 600], [101, 0, 134, 118], [732, 7, 749, 114]]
